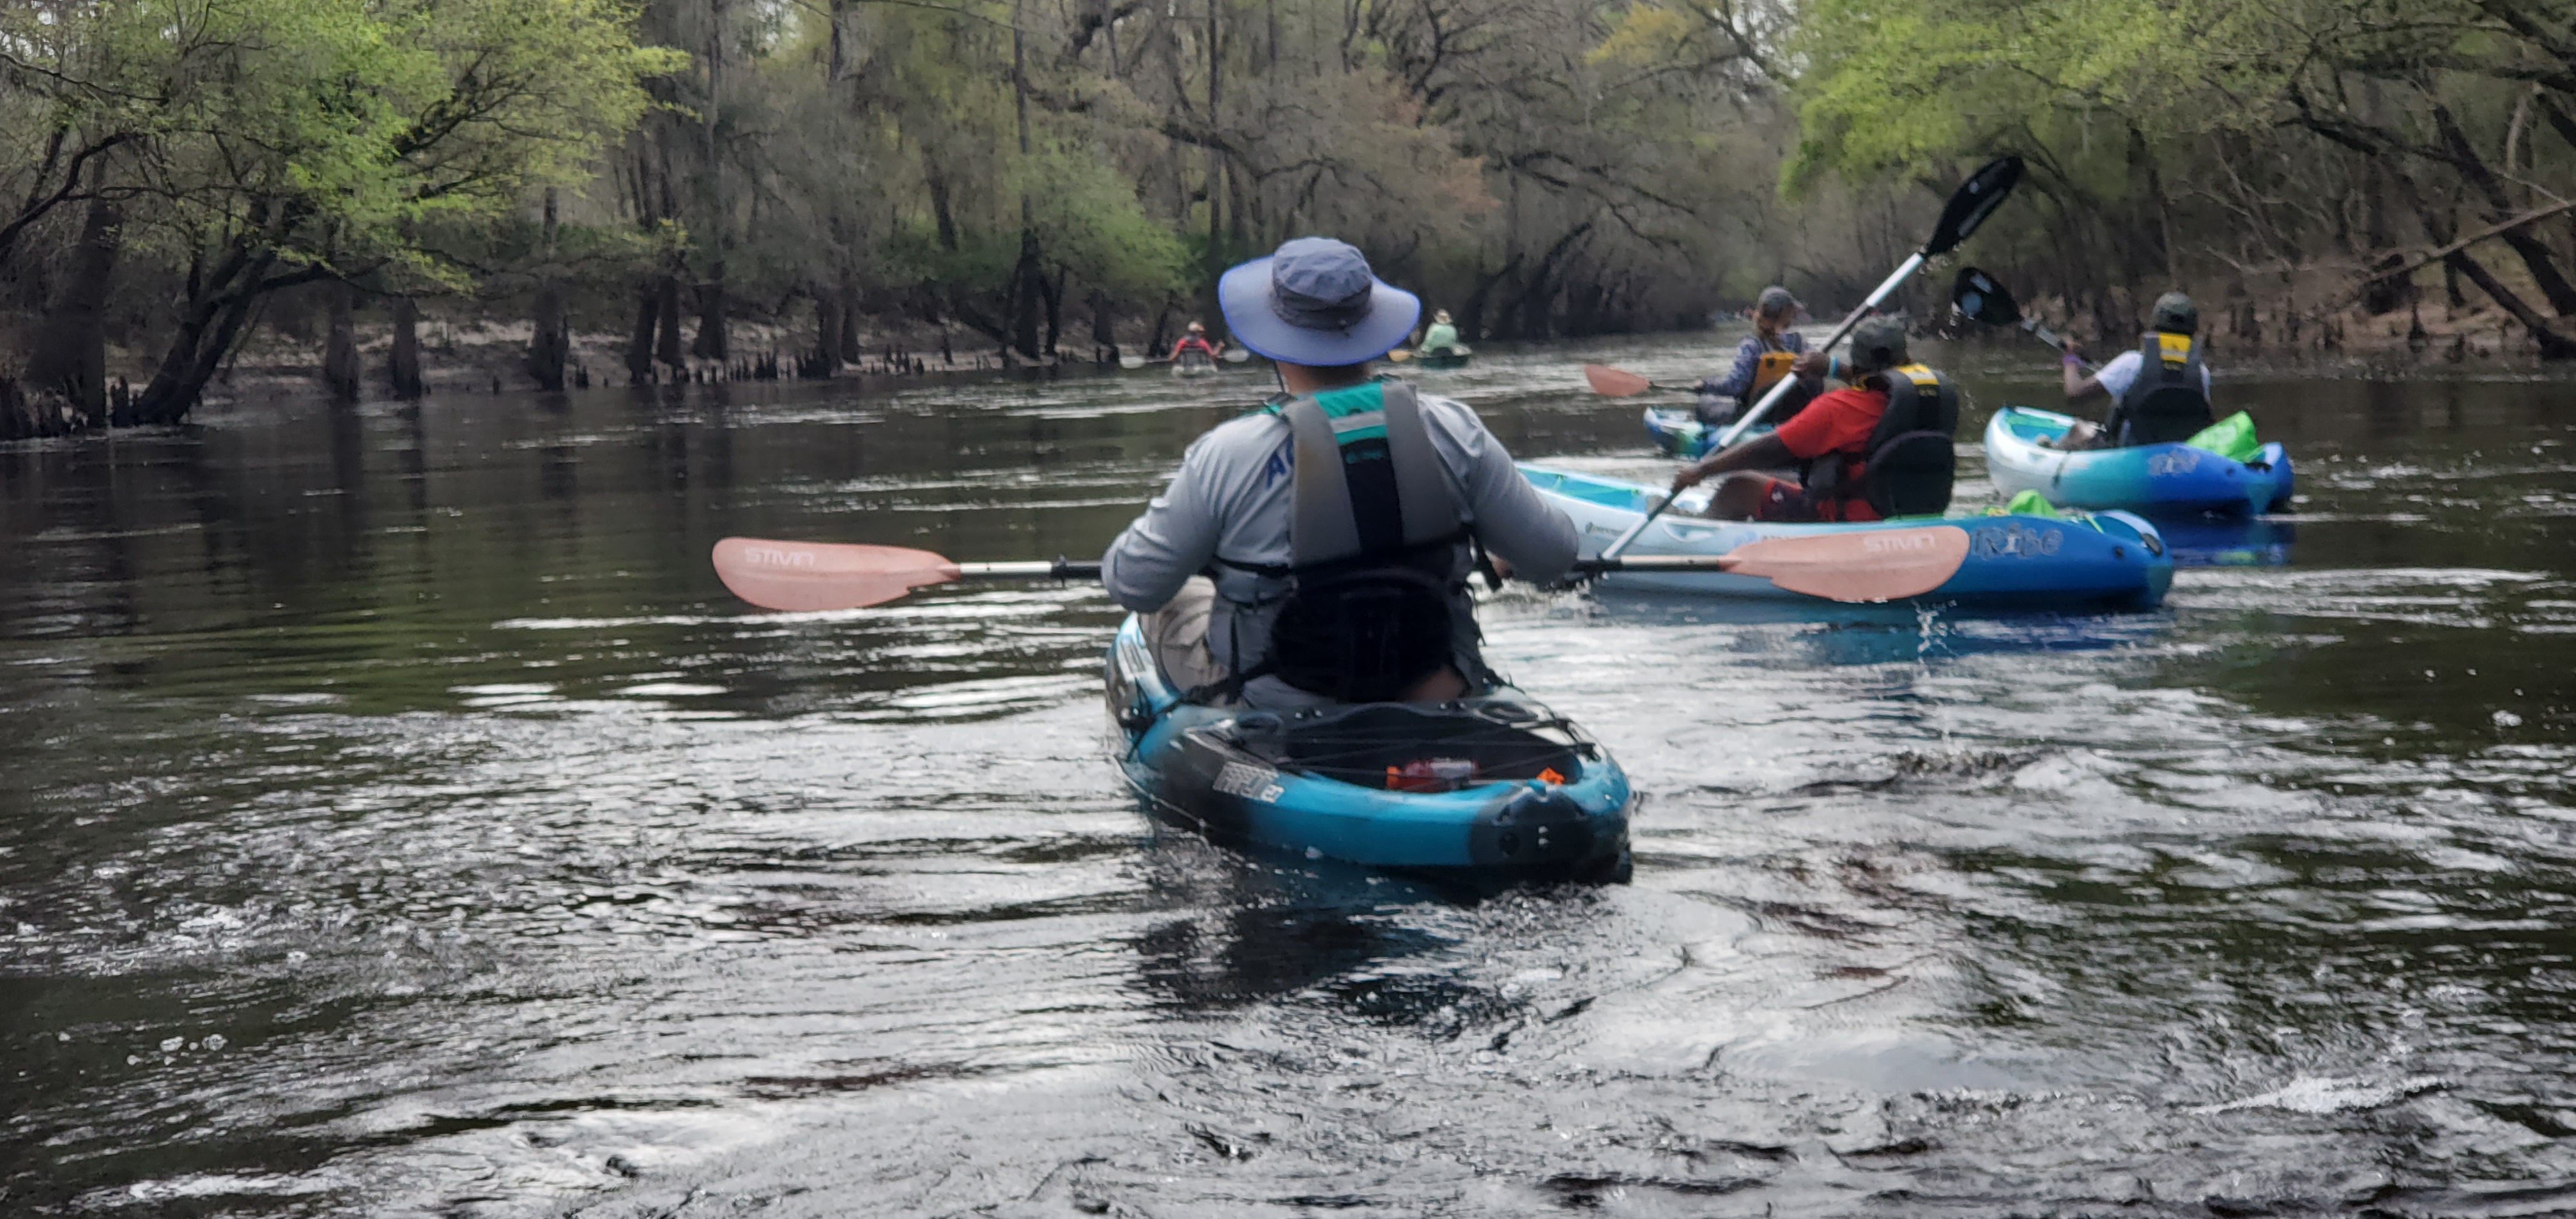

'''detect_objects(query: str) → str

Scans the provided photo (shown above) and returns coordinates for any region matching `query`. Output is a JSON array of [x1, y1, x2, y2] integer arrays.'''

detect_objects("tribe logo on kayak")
[[2146, 448, 2205, 477], [1970, 522, 2064, 558]]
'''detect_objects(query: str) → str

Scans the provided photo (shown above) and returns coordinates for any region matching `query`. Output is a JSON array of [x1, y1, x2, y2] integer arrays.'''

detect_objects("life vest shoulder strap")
[[1273, 378, 1464, 568]]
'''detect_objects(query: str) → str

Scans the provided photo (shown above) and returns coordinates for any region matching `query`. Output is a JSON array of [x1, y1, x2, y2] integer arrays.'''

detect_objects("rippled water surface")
[[6, 338, 2575, 1216]]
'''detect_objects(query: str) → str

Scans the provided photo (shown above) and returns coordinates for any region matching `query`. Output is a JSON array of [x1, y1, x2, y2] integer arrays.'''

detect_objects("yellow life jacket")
[[1751, 349, 1798, 395]]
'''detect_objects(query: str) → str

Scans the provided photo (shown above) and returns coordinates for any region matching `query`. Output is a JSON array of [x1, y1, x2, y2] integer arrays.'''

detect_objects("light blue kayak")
[[1521, 464, 2174, 610], [1105, 617, 1634, 883], [1986, 406, 2294, 517], [1643, 406, 1772, 459]]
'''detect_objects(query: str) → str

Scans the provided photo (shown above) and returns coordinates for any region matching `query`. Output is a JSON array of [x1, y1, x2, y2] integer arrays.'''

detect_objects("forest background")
[[6, 0, 2576, 436]]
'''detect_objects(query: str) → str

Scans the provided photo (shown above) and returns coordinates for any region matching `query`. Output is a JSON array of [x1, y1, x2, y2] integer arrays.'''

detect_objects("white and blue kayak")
[[1985, 406, 2293, 518], [1105, 617, 1634, 883], [1522, 465, 2174, 610]]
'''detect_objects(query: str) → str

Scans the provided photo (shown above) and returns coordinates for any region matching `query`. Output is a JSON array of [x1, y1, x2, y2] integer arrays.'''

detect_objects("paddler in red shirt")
[[1667, 314, 1961, 522], [1169, 321, 1223, 362]]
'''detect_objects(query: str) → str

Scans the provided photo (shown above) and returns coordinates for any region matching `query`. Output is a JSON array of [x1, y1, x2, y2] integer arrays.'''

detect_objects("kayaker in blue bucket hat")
[[1101, 237, 1579, 709]]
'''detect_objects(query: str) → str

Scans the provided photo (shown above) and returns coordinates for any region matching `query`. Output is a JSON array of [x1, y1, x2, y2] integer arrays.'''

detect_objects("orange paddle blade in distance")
[[1721, 525, 1972, 602], [712, 537, 963, 611], [1582, 364, 1653, 398]]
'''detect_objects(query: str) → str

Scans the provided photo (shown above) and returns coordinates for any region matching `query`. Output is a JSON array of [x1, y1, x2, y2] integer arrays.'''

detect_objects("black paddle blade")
[[1923, 155, 2023, 256], [1951, 266, 2023, 325]]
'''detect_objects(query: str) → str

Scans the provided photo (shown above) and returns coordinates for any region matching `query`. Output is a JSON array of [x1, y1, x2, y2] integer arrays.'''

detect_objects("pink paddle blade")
[[1582, 364, 1653, 398], [711, 538, 963, 611], [1721, 525, 1972, 602]]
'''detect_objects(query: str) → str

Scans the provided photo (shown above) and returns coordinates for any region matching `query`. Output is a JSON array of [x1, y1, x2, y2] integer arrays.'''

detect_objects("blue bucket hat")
[[1217, 237, 1421, 366]]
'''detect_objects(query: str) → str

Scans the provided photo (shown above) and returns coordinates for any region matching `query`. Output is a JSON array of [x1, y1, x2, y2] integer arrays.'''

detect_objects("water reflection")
[[2159, 516, 2296, 567], [4, 342, 2575, 1215]]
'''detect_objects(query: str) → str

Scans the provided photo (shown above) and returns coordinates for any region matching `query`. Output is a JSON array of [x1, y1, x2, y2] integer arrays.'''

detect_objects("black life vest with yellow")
[[1805, 363, 1958, 519], [1218, 378, 1474, 702], [2108, 331, 2211, 446]]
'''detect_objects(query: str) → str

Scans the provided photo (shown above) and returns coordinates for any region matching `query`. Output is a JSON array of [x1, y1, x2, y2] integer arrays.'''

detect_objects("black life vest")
[[1805, 363, 1958, 519], [2108, 331, 2211, 446], [1225, 378, 1473, 703]]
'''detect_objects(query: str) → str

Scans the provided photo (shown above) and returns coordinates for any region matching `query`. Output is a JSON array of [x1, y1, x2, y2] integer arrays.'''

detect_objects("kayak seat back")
[[1852, 364, 1959, 518], [1866, 431, 1956, 518]]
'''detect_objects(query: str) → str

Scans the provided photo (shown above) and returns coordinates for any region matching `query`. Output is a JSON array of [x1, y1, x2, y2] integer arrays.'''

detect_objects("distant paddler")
[[1418, 310, 1464, 358], [1169, 321, 1225, 367], [1696, 286, 1812, 427], [2048, 292, 2214, 450]]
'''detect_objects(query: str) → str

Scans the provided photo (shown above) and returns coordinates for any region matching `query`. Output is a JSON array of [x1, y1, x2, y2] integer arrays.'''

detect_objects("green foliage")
[[8, 0, 680, 289]]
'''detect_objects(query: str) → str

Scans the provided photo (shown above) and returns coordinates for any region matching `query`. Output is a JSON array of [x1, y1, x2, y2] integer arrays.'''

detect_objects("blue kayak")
[[1522, 464, 2174, 610], [1985, 406, 2294, 517], [1105, 617, 1634, 883], [1644, 406, 1774, 459]]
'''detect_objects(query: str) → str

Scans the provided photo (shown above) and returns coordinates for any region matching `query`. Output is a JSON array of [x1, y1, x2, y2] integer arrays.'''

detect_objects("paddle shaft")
[[961, 558, 1101, 580], [974, 555, 1735, 581], [2016, 319, 2099, 373]]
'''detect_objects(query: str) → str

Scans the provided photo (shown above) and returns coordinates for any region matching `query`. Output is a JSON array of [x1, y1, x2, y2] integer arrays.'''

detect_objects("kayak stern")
[[1106, 618, 1634, 883]]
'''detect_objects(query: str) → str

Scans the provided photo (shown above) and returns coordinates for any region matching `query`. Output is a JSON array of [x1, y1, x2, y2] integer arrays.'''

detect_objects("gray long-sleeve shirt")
[[1102, 388, 1578, 687]]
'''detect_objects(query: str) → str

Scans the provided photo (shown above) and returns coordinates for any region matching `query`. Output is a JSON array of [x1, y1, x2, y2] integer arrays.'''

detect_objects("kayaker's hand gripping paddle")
[[1597, 155, 2025, 564]]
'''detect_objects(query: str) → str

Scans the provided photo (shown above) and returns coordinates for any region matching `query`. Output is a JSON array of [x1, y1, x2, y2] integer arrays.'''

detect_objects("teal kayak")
[[1522, 464, 2174, 610], [1644, 406, 1772, 459], [1106, 617, 1633, 883], [1985, 405, 2294, 517]]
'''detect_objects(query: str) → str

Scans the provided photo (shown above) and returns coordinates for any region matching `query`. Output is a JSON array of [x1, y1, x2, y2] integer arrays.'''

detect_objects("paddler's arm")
[[1101, 437, 1226, 612], [2062, 343, 2108, 404], [1670, 432, 1797, 491], [1431, 401, 1579, 582]]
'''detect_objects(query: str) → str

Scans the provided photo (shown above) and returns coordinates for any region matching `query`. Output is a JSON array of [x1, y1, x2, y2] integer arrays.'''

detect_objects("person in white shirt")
[[2051, 293, 2215, 450]]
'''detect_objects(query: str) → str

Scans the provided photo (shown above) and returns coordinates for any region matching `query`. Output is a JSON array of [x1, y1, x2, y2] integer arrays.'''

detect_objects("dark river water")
[[5, 335, 2575, 1216]]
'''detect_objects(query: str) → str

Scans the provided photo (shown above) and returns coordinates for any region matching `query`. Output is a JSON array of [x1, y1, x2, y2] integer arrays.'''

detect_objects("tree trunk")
[[1009, 234, 1044, 360], [627, 282, 659, 381], [839, 273, 861, 358], [26, 198, 119, 427], [815, 288, 844, 371], [1041, 267, 1064, 358], [323, 284, 362, 403], [656, 273, 686, 367], [529, 282, 568, 390], [2432, 102, 2576, 316], [2448, 249, 2576, 359], [1204, 0, 1224, 295], [693, 270, 728, 361], [388, 296, 424, 398], [1089, 288, 1117, 360], [529, 187, 569, 391], [125, 248, 278, 425]]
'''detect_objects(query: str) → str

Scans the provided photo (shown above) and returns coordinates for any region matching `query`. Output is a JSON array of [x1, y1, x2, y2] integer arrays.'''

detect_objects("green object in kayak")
[[2185, 411, 2260, 463], [2004, 489, 2066, 519]]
